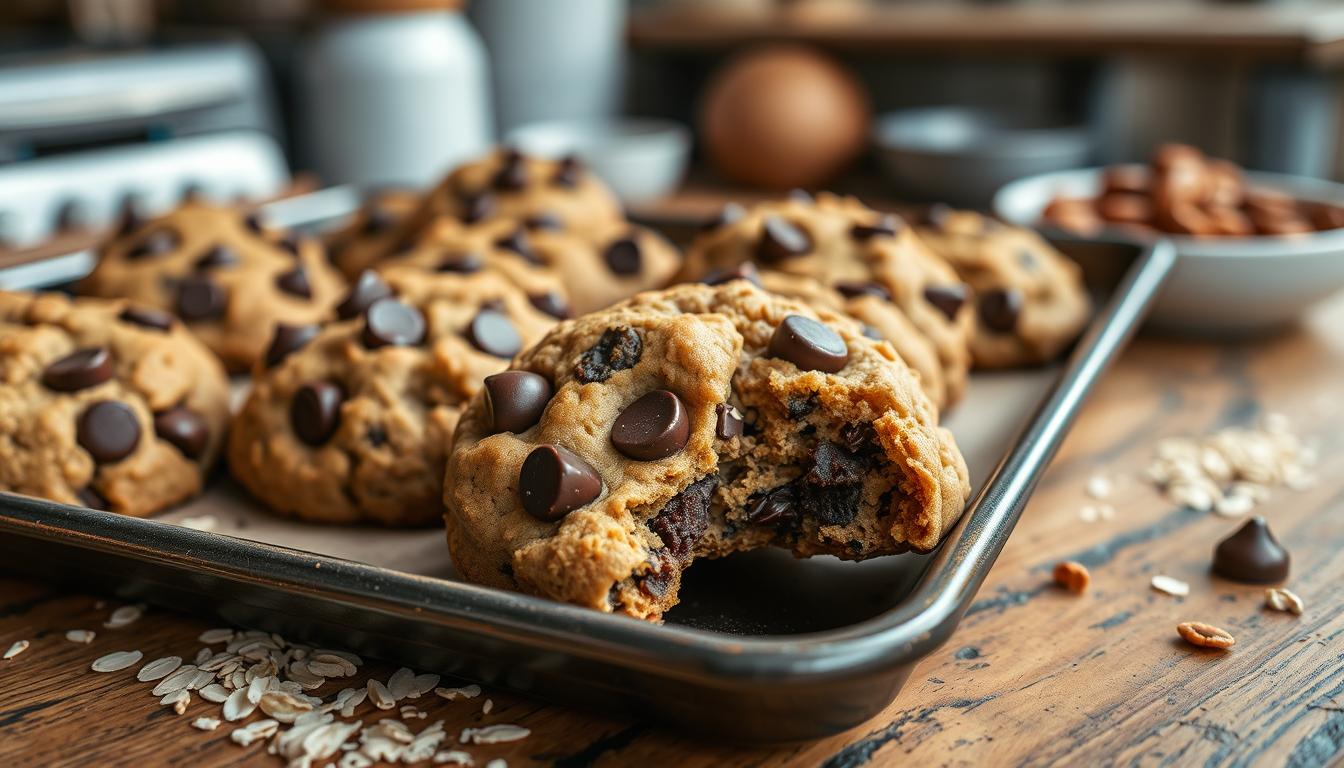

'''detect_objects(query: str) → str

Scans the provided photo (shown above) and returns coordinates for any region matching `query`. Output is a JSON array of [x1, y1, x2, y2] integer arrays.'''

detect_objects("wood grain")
[[2, 299, 1343, 767]]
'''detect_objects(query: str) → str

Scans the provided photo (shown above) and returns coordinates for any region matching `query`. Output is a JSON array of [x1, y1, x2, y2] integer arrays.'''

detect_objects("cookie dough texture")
[[229, 267, 559, 526], [917, 209, 1092, 368], [445, 281, 970, 621], [79, 201, 347, 371], [0, 291, 229, 517], [679, 192, 973, 409]]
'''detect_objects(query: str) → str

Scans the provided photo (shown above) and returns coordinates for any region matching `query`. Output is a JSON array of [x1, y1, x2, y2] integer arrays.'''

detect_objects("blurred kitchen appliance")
[[0, 39, 286, 247]]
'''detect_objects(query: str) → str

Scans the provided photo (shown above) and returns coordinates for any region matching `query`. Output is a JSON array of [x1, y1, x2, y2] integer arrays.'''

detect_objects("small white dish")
[[504, 117, 691, 204], [994, 167, 1344, 335]]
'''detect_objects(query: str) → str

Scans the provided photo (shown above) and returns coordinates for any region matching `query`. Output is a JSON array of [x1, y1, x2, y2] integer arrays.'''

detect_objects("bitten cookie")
[[445, 281, 970, 621], [0, 291, 229, 516], [679, 192, 973, 408], [327, 187, 422, 280], [229, 267, 559, 526], [79, 201, 347, 371], [916, 208, 1092, 368]]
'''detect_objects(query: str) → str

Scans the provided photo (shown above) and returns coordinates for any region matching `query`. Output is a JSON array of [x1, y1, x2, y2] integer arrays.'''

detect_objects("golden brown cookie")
[[78, 202, 347, 372], [0, 291, 229, 516], [327, 187, 423, 280], [445, 281, 970, 621]]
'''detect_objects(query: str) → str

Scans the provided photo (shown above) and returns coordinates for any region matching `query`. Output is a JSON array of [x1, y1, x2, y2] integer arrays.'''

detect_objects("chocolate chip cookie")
[[445, 281, 970, 621], [0, 291, 230, 516], [679, 192, 973, 407], [327, 187, 422, 280], [229, 267, 560, 526], [79, 201, 347, 372], [916, 208, 1091, 368]]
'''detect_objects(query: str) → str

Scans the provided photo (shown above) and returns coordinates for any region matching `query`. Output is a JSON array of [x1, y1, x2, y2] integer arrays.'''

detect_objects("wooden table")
[[3, 298, 1343, 766]]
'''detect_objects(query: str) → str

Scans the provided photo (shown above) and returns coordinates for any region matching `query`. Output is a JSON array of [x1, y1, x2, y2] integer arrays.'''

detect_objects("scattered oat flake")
[[481, 698, 494, 715], [65, 629, 95, 644], [199, 627, 235, 644], [435, 684, 481, 701], [199, 683, 230, 703], [4, 640, 30, 660], [192, 717, 221, 731], [230, 718, 279, 746], [1265, 588, 1305, 615], [387, 667, 417, 699], [1086, 474, 1113, 499], [137, 655, 183, 682], [103, 604, 144, 629], [485, 760, 507, 768], [223, 687, 257, 721], [459, 724, 530, 745], [368, 678, 396, 710], [435, 751, 474, 766], [92, 650, 143, 672], [161, 689, 191, 714], [1177, 621, 1235, 649], [1151, 575, 1190, 597]]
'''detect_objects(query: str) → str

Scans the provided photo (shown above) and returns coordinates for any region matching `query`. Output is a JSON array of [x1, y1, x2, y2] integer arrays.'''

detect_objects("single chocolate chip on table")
[[362, 298, 426, 349], [265, 323, 319, 368], [756, 216, 812, 263], [291, 381, 344, 446], [484, 371, 552, 434], [603, 236, 642, 276], [42, 347, 114, 392], [575, 327, 642, 383], [465, 309, 521, 358], [978, 288, 1024, 333], [924, 284, 968, 321], [715, 403, 744, 439], [768, 315, 848, 373], [77, 400, 141, 463], [153, 406, 209, 459], [1212, 516, 1290, 583], [275, 266, 312, 299], [337, 271, 393, 320], [611, 390, 690, 461], [176, 276, 228, 321], [529, 291, 571, 319], [118, 306, 174, 331], [519, 444, 602, 521]]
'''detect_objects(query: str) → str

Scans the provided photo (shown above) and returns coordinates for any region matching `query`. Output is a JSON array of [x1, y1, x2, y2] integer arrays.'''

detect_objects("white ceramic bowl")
[[504, 118, 691, 204], [994, 167, 1344, 335]]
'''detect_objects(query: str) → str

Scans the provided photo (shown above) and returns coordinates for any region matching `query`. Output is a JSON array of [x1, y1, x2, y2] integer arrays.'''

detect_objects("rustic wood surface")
[[2, 297, 1343, 767]]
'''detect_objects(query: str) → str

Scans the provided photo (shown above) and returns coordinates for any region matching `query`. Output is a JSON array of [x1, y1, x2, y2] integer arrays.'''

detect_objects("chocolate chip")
[[528, 291, 572, 319], [153, 406, 209, 459], [77, 401, 140, 463], [611, 390, 690, 461], [850, 215, 904, 241], [243, 211, 267, 234], [366, 425, 388, 447], [465, 308, 521, 358], [337, 271, 393, 320], [291, 381, 344, 446], [519, 444, 602, 521], [649, 476, 715, 561], [118, 306, 174, 331], [492, 149, 529, 190], [749, 486, 796, 525], [362, 298, 425, 349], [805, 441, 865, 487], [756, 216, 812, 263], [786, 395, 818, 419], [715, 403, 744, 439], [76, 486, 109, 511], [275, 234, 303, 258], [524, 212, 564, 231], [176, 276, 228, 321], [768, 315, 848, 373], [265, 323, 319, 368], [126, 229, 179, 260], [42, 347, 113, 392], [193, 244, 238, 271], [978, 288, 1023, 333], [437, 251, 484, 274], [701, 202, 746, 232], [552, 154, 583, 188], [494, 228, 541, 265], [276, 266, 313, 299], [799, 442, 865, 526], [923, 284, 969, 321], [835, 281, 891, 301], [461, 192, 495, 224], [575, 327, 642, 383], [1212, 516, 1290, 583], [923, 203, 953, 229], [484, 371, 552, 433], [603, 236, 642, 276], [840, 423, 877, 454], [636, 558, 678, 598], [701, 262, 762, 288]]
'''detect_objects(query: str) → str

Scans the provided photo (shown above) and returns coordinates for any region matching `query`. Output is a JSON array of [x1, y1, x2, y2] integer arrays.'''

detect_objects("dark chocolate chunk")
[[42, 347, 113, 392], [464, 308, 521, 358], [552, 154, 583, 188], [337, 271, 393, 320], [575, 327, 642, 383], [126, 229, 179, 260], [749, 486, 796, 525], [291, 381, 344, 446], [366, 425, 388, 447], [483, 371, 552, 434], [276, 266, 313, 299], [153, 406, 209, 459], [362, 298, 426, 349], [755, 216, 812, 262], [835, 281, 891, 301], [76, 486, 109, 511], [525, 212, 564, 231], [460, 192, 495, 224], [715, 403, 744, 439], [1212, 516, 1290, 583], [649, 476, 715, 561], [701, 202, 746, 232], [494, 228, 541, 265], [798, 442, 866, 526], [603, 236, 642, 276], [492, 149, 529, 190], [193, 244, 238, 271], [176, 276, 228, 321], [77, 401, 140, 463], [118, 306, 174, 332], [840, 422, 877, 455], [924, 284, 969, 321], [850, 215, 904, 241], [528, 291, 572, 319], [700, 262, 762, 288], [805, 441, 866, 487], [519, 444, 602, 521], [611, 390, 690, 461], [265, 323, 319, 368], [437, 251, 484, 274], [978, 288, 1024, 333], [768, 315, 848, 373], [786, 395, 818, 420], [636, 559, 677, 599]]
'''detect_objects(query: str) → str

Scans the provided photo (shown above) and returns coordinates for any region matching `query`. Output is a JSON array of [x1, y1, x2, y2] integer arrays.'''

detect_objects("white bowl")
[[504, 118, 690, 204], [994, 167, 1344, 335]]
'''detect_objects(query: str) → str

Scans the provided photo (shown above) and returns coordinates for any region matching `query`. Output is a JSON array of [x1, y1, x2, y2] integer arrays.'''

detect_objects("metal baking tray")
[[0, 221, 1175, 742]]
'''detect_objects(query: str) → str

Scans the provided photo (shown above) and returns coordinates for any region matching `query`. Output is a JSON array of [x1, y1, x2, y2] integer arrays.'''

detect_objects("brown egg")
[[699, 45, 870, 189]]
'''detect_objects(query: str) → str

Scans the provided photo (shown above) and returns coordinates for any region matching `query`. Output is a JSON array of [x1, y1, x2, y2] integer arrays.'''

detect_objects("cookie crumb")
[[1053, 561, 1090, 594], [1151, 575, 1190, 597], [1177, 621, 1235, 649], [1085, 474, 1113, 499]]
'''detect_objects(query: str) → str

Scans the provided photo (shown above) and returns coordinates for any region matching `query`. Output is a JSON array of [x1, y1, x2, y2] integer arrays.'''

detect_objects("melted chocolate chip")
[[649, 476, 715, 561], [528, 291, 572, 319], [552, 154, 583, 188], [924, 284, 969, 321], [756, 216, 812, 263], [768, 315, 848, 373], [1212, 516, 1290, 583], [611, 390, 690, 461], [519, 444, 602, 521], [492, 149, 529, 191], [575, 327, 642, 383], [494, 228, 541, 265], [153, 406, 209, 459], [749, 486, 796, 525], [978, 288, 1023, 333], [840, 423, 877, 455], [42, 347, 113, 392], [715, 403, 744, 439], [193, 244, 238, 271], [835, 281, 891, 301], [701, 202, 746, 232], [798, 442, 866, 526], [77, 401, 140, 463], [126, 229, 180, 260], [464, 308, 521, 358], [118, 306, 174, 331], [176, 276, 228, 321], [337, 271, 393, 320], [483, 371, 552, 434], [265, 323, 319, 368], [276, 266, 313, 299], [700, 262, 762, 288], [786, 395, 818, 420], [362, 298, 426, 349], [291, 381, 344, 446], [603, 236, 642, 276], [849, 215, 904, 241], [366, 425, 388, 447]]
